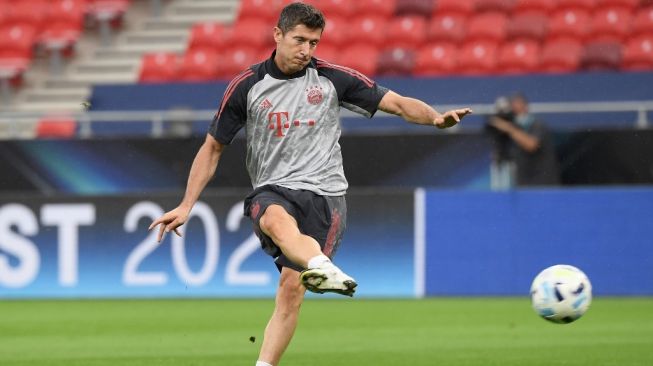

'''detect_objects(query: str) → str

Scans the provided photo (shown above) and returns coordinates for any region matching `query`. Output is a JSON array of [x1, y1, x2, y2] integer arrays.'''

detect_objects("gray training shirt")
[[209, 51, 389, 196]]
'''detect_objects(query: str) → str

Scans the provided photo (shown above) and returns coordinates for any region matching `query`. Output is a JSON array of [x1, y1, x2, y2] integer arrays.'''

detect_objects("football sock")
[[255, 361, 273, 366], [307, 254, 331, 269]]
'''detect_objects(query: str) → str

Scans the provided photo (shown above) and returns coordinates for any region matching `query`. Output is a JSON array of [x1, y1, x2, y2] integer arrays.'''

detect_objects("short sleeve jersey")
[[209, 52, 388, 196]]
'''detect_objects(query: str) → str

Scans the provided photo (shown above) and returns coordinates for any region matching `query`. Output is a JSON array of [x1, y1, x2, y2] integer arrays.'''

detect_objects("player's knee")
[[259, 205, 292, 239], [277, 279, 304, 315]]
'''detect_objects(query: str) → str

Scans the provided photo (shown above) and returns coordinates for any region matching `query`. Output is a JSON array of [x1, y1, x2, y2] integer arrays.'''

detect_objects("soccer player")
[[149, 3, 471, 365]]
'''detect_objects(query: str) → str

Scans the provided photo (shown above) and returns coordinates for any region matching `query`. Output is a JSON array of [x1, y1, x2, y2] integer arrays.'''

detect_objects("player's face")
[[274, 24, 322, 74]]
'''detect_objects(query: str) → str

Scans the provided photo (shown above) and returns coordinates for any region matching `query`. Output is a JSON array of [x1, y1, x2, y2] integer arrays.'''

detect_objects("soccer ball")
[[530, 264, 592, 324]]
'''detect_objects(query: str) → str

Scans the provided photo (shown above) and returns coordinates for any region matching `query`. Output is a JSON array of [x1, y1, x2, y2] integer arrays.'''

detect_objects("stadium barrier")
[[1, 188, 651, 298]]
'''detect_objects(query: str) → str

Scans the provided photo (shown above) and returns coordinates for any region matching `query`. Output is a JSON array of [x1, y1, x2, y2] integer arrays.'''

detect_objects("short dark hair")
[[277, 2, 325, 34]]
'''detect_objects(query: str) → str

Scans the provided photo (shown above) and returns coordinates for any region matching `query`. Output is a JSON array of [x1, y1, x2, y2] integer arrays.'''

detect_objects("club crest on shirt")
[[306, 85, 324, 105]]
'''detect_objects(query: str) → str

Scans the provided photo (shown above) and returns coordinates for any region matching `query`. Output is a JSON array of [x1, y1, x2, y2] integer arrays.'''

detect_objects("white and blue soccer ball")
[[530, 264, 592, 324]]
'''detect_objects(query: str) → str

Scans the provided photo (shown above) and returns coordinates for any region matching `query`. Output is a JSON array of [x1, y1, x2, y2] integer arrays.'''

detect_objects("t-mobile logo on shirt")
[[267, 111, 316, 137]]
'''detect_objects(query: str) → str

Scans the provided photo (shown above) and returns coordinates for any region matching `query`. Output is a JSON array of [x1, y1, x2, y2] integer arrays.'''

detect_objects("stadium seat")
[[318, 0, 355, 19], [547, 9, 591, 42], [40, 0, 87, 54], [36, 116, 77, 138], [338, 45, 380, 76], [467, 12, 508, 42], [394, 0, 435, 17], [237, 0, 287, 23], [621, 35, 653, 70], [580, 41, 623, 70], [414, 42, 458, 75], [232, 18, 274, 50], [458, 40, 499, 74], [3, 0, 48, 30], [632, 7, 653, 37], [219, 46, 260, 79], [353, 0, 397, 19], [0, 25, 37, 60], [139, 52, 179, 83], [512, 0, 555, 15], [428, 13, 468, 43], [384, 16, 427, 49], [506, 12, 548, 41], [474, 0, 515, 13], [432, 0, 475, 16], [188, 23, 231, 51], [178, 49, 220, 81], [349, 15, 388, 48], [497, 40, 541, 73], [376, 47, 416, 75], [319, 16, 348, 48], [539, 39, 583, 72], [590, 7, 633, 43]]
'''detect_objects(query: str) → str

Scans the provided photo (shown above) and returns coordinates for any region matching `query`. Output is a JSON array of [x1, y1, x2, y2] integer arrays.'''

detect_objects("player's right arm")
[[149, 134, 225, 242]]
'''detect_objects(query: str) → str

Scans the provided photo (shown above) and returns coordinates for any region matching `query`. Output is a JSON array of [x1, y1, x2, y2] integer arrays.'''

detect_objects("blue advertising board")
[[0, 191, 416, 298], [422, 188, 653, 296]]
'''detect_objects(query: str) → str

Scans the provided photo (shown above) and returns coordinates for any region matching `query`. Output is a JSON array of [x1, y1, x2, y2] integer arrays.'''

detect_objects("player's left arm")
[[378, 90, 472, 129]]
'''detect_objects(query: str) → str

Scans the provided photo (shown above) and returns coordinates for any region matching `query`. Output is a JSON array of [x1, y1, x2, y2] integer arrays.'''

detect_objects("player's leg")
[[259, 204, 322, 269], [259, 204, 356, 296], [257, 266, 306, 366]]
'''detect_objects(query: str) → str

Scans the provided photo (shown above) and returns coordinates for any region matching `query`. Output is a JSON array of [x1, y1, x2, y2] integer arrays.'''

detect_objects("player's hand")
[[434, 108, 473, 129], [148, 206, 189, 243]]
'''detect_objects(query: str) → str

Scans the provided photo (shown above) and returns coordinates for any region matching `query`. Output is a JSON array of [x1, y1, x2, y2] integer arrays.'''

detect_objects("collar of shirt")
[[267, 50, 311, 80]]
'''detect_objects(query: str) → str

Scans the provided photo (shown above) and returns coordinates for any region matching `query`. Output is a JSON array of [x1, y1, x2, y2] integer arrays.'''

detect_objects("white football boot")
[[300, 263, 357, 297]]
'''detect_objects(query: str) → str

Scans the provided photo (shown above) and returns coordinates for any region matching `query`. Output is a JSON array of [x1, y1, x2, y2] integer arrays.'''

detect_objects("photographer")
[[486, 96, 515, 189], [487, 93, 560, 187]]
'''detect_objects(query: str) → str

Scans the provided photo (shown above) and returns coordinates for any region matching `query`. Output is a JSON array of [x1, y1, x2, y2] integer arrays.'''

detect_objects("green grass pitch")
[[1, 298, 652, 365]]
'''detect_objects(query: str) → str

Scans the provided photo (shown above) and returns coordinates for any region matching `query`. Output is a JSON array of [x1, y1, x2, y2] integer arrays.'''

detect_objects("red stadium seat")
[[467, 12, 508, 42], [233, 18, 274, 50], [188, 23, 231, 51], [590, 7, 633, 43], [178, 49, 221, 81], [414, 42, 458, 75], [40, 0, 87, 53], [219, 46, 260, 79], [622, 35, 653, 70], [547, 8, 591, 42], [394, 0, 435, 17], [433, 0, 475, 16], [139, 52, 179, 82], [4, 0, 47, 30], [474, 0, 515, 13], [36, 116, 77, 138], [540, 39, 583, 72], [632, 7, 653, 37], [497, 39, 541, 73], [428, 13, 468, 43], [349, 15, 388, 48], [0, 25, 37, 60], [319, 16, 348, 48], [556, 0, 596, 11], [458, 40, 499, 74], [431, 13, 469, 42], [580, 41, 623, 70], [512, 0, 555, 15], [353, 0, 397, 19], [385, 16, 427, 49], [376, 47, 416, 75], [318, 0, 355, 19], [506, 12, 548, 41], [338, 45, 380, 76], [237, 0, 286, 23]]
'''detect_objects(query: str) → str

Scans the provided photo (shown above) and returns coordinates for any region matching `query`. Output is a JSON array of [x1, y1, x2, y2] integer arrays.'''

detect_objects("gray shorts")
[[244, 185, 347, 272]]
